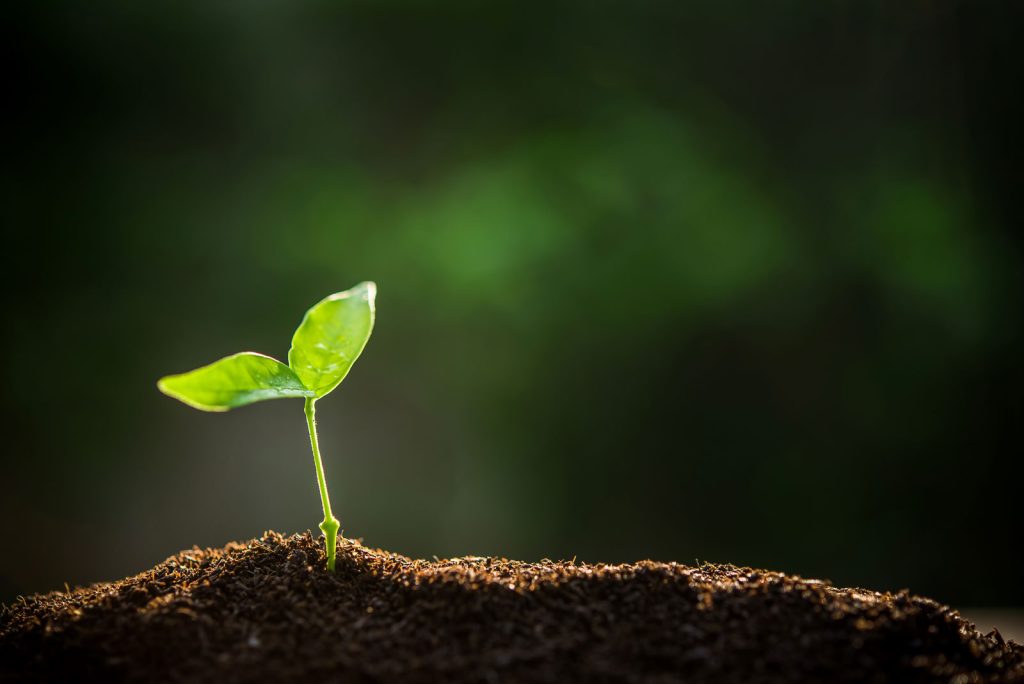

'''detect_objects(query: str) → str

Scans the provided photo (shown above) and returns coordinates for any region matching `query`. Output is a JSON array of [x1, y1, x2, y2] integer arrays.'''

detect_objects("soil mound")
[[2, 531, 1021, 683]]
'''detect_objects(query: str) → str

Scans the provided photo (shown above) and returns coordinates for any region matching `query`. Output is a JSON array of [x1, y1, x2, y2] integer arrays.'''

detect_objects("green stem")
[[304, 397, 339, 571]]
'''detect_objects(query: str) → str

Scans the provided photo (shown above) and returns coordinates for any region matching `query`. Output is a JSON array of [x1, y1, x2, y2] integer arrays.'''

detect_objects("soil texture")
[[2, 531, 1021, 683]]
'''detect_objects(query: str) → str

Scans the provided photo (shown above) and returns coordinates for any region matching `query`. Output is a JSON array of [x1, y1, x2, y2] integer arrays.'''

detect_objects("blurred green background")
[[3, 1, 1022, 607]]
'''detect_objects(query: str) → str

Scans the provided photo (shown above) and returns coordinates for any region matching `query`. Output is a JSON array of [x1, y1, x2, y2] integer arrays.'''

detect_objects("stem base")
[[319, 516, 340, 571]]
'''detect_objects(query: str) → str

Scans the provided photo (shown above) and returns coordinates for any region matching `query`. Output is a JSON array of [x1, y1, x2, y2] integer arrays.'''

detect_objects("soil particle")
[[2, 531, 1021, 683]]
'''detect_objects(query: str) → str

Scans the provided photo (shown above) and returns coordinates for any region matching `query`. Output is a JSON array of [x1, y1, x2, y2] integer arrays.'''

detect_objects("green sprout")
[[157, 282, 376, 571]]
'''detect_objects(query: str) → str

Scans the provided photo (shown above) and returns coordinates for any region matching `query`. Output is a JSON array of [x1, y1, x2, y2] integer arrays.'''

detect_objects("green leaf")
[[288, 281, 376, 399], [157, 352, 313, 412]]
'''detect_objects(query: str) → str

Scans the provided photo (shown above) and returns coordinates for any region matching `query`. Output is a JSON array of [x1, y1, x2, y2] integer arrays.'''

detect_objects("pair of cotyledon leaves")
[[158, 282, 376, 411]]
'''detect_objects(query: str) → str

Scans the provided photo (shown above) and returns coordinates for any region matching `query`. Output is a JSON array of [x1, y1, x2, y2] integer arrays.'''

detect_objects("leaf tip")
[[156, 375, 174, 396], [156, 373, 230, 412], [326, 281, 376, 304]]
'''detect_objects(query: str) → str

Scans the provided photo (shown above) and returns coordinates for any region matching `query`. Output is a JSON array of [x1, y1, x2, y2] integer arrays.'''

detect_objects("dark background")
[[3, 1, 1022, 608]]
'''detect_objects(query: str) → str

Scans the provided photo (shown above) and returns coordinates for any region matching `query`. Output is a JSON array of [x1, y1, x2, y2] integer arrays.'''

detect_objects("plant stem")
[[304, 397, 339, 571]]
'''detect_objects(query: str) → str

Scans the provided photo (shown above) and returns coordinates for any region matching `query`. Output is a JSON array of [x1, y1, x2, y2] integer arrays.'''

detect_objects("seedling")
[[157, 282, 376, 571]]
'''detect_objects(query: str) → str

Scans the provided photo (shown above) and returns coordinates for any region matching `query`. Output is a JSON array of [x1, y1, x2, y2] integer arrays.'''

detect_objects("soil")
[[2, 532, 1021, 683]]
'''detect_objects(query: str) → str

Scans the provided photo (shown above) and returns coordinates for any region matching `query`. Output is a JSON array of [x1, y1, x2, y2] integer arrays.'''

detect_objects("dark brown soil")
[[2, 532, 1021, 683]]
